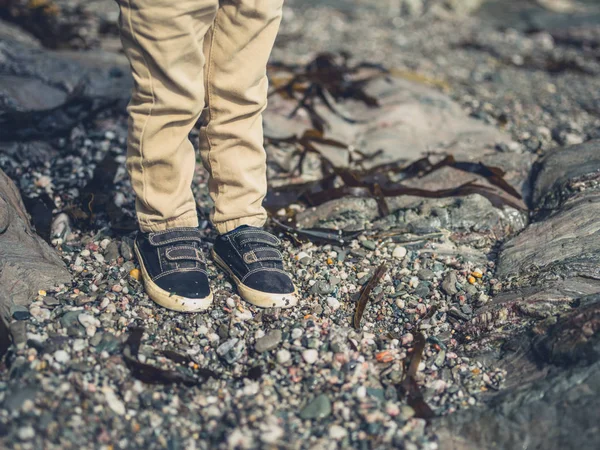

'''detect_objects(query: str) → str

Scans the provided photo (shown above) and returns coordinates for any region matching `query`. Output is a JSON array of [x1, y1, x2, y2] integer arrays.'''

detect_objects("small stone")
[[11, 305, 30, 321], [327, 297, 341, 311], [104, 242, 120, 262], [361, 240, 377, 250], [100, 239, 111, 250], [17, 426, 35, 441], [29, 306, 51, 322], [217, 338, 245, 364], [103, 387, 125, 416], [43, 296, 60, 307], [392, 246, 407, 259], [329, 425, 348, 440], [417, 269, 434, 280], [54, 350, 70, 363], [78, 314, 99, 329], [276, 349, 291, 365], [297, 252, 311, 265], [94, 253, 105, 263], [399, 405, 416, 420], [299, 394, 332, 420], [291, 328, 303, 340], [130, 268, 141, 281], [255, 330, 282, 353], [302, 349, 318, 364], [441, 272, 459, 295], [120, 241, 134, 260], [9, 322, 27, 347]]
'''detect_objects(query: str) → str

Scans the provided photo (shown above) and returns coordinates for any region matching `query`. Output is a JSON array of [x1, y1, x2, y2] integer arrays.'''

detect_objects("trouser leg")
[[199, 0, 284, 234], [118, 0, 219, 232]]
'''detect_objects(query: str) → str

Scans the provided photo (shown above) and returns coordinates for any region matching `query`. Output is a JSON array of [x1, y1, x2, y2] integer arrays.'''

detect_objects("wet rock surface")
[[0, 0, 599, 449]]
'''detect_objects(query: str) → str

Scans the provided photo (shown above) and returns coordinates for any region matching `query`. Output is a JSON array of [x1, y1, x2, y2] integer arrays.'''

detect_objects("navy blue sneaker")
[[134, 228, 212, 312], [211, 225, 298, 308]]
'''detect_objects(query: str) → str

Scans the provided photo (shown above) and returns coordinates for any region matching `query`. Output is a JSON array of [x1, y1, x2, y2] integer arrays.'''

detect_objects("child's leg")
[[118, 0, 219, 232], [199, 0, 284, 234]]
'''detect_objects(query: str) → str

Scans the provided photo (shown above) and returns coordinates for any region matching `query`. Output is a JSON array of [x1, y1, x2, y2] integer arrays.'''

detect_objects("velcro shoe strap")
[[148, 228, 203, 246], [235, 229, 281, 247], [165, 246, 204, 262], [243, 247, 283, 264]]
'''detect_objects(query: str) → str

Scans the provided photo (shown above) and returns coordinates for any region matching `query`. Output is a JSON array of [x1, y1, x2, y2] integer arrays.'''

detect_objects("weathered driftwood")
[[0, 169, 71, 350]]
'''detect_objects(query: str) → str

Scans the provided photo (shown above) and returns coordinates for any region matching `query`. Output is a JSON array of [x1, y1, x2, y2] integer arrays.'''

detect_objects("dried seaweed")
[[399, 333, 435, 419], [353, 263, 388, 329], [271, 217, 361, 246], [63, 152, 137, 233], [266, 137, 527, 218], [268, 52, 389, 131], [122, 328, 218, 386]]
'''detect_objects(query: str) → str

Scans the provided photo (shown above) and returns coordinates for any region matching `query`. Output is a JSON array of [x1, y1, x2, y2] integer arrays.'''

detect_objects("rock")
[[3, 386, 37, 412], [392, 246, 408, 259], [302, 349, 319, 364], [0, 169, 71, 346], [327, 297, 341, 311], [441, 272, 459, 296], [104, 241, 120, 262], [217, 338, 245, 364], [295, 198, 378, 231], [53, 350, 70, 364], [10, 305, 30, 321], [120, 240, 134, 260], [103, 387, 125, 416], [17, 426, 35, 441], [42, 296, 60, 307], [361, 240, 377, 250], [9, 321, 27, 347], [255, 330, 283, 353], [276, 349, 291, 365], [417, 269, 434, 281], [299, 394, 332, 420], [297, 252, 312, 265], [329, 425, 348, 440], [29, 306, 51, 322]]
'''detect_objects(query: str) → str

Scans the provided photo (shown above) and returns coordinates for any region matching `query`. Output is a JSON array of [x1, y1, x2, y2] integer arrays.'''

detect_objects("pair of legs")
[[118, 0, 297, 311], [118, 0, 283, 234]]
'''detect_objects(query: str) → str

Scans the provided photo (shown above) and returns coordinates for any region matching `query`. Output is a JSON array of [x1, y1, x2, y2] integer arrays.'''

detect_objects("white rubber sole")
[[134, 243, 213, 312], [212, 250, 298, 309]]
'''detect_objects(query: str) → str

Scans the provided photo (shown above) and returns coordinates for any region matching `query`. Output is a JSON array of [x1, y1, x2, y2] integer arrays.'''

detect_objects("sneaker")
[[133, 227, 212, 312], [211, 225, 298, 308]]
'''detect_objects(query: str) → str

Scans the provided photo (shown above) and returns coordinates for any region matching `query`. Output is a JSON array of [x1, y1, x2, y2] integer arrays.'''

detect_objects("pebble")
[[327, 297, 341, 311], [29, 306, 51, 322], [43, 296, 60, 307], [120, 241, 134, 260], [361, 240, 377, 250], [276, 349, 291, 365], [54, 350, 70, 364], [11, 305, 30, 321], [217, 338, 245, 364], [104, 242, 120, 261], [103, 387, 126, 416], [17, 426, 35, 441], [392, 246, 407, 259], [255, 330, 282, 353], [299, 394, 332, 420], [94, 253, 105, 263], [441, 271, 459, 295], [329, 425, 348, 439], [297, 251, 311, 265], [302, 349, 319, 364]]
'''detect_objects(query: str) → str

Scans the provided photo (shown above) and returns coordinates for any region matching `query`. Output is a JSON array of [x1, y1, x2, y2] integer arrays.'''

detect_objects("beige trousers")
[[117, 0, 282, 234]]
